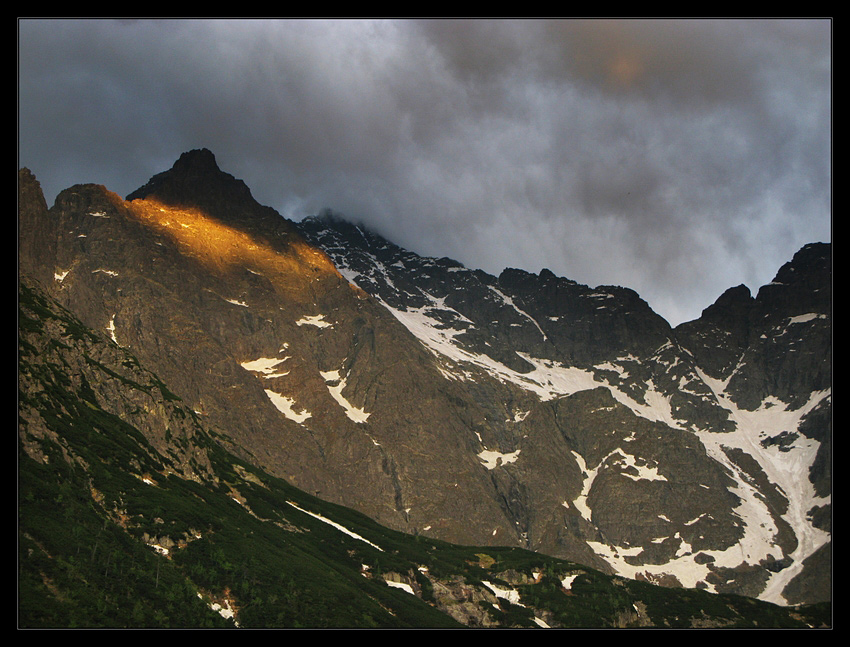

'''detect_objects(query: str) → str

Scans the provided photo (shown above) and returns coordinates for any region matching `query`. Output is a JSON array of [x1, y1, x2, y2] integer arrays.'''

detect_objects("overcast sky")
[[18, 18, 831, 326]]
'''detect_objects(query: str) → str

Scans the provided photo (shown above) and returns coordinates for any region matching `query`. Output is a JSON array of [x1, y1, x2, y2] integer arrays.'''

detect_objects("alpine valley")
[[18, 149, 832, 629]]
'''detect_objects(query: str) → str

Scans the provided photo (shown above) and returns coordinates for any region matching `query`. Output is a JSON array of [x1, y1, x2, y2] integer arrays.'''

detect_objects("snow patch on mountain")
[[385, 580, 415, 595], [263, 390, 312, 424], [482, 580, 523, 605], [297, 314, 333, 328], [613, 380, 685, 430], [107, 314, 119, 345], [240, 353, 291, 378], [585, 372, 831, 603], [569, 451, 596, 522], [773, 313, 828, 337], [693, 373, 831, 604], [508, 409, 530, 423], [286, 501, 383, 552], [614, 451, 668, 482], [486, 285, 548, 341], [478, 448, 521, 470], [321, 368, 370, 423], [381, 298, 602, 402]]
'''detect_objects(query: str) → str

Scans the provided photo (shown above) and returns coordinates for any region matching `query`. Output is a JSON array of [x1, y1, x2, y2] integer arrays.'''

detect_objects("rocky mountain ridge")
[[18, 149, 831, 608], [296, 209, 831, 605]]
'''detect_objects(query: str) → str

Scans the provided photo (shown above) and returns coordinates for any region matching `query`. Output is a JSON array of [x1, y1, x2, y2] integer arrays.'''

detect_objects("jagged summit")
[[173, 147, 220, 171], [753, 242, 831, 321], [125, 149, 311, 248], [772, 242, 831, 286], [126, 148, 259, 220], [298, 213, 674, 372], [690, 284, 754, 334]]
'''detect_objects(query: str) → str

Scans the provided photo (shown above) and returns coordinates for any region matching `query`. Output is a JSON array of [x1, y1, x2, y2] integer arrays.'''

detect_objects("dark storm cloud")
[[18, 18, 831, 325]]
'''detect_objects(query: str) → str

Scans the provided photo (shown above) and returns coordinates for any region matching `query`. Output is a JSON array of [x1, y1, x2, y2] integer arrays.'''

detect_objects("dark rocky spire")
[[127, 148, 255, 217]]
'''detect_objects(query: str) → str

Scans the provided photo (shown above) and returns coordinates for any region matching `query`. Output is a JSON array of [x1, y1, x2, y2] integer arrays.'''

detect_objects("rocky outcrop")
[[675, 243, 831, 411], [18, 275, 218, 485]]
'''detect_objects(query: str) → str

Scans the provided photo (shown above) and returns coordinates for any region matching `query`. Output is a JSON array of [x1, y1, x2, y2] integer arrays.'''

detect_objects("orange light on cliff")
[[126, 198, 341, 296]]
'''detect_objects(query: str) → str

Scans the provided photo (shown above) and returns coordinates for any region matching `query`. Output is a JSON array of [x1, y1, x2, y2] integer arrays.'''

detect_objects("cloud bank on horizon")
[[18, 18, 831, 326]]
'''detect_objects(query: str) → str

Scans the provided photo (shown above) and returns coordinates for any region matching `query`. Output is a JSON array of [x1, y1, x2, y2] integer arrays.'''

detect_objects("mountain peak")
[[173, 147, 220, 170], [699, 284, 753, 322], [752, 241, 831, 320], [772, 241, 831, 287], [126, 148, 256, 217]]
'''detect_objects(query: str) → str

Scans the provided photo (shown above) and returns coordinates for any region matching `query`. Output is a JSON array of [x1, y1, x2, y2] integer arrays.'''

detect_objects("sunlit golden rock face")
[[125, 197, 344, 300]]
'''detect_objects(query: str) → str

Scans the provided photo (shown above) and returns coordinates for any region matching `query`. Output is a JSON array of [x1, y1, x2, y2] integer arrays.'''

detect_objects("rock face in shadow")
[[18, 150, 831, 606], [675, 243, 831, 411]]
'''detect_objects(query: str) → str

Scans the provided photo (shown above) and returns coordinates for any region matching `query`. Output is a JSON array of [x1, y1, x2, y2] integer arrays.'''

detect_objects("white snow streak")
[[486, 285, 548, 341], [106, 314, 119, 345], [263, 390, 311, 423], [286, 501, 383, 552], [321, 368, 370, 423], [482, 580, 522, 605], [385, 580, 415, 595], [240, 355, 290, 378], [694, 374, 831, 604], [478, 448, 521, 470], [296, 314, 333, 328]]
